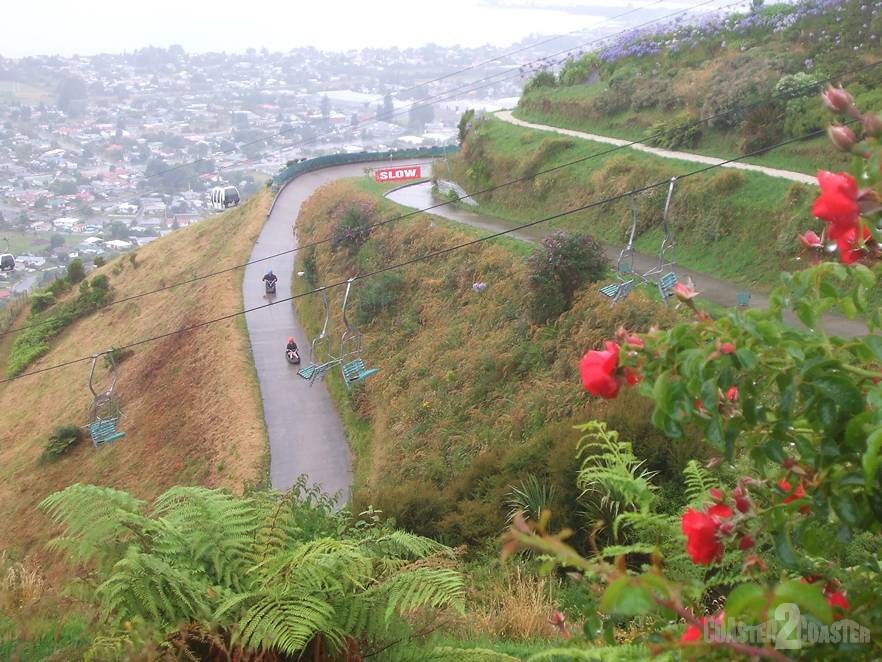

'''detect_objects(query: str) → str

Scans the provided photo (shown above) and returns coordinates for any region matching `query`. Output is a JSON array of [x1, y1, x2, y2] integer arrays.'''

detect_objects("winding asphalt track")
[[244, 160, 433, 502]]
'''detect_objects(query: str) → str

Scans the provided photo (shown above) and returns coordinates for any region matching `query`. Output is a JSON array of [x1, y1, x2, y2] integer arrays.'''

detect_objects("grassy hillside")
[[445, 116, 816, 287], [515, 0, 880, 174], [0, 193, 270, 568], [292, 179, 709, 547]]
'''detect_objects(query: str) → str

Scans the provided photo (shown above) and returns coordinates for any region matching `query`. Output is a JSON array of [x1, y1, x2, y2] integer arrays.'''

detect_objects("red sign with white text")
[[374, 165, 423, 183]]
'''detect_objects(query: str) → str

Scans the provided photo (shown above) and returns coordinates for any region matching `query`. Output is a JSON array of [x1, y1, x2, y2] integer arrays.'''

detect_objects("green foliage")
[[559, 54, 601, 87], [301, 245, 318, 286], [41, 425, 82, 462], [458, 109, 476, 144], [29, 291, 55, 314], [330, 204, 374, 255], [41, 478, 465, 659], [92, 255, 106, 268], [645, 114, 703, 150], [66, 258, 85, 284], [47, 277, 69, 297], [527, 231, 608, 323], [355, 272, 403, 325], [7, 276, 113, 377], [523, 71, 557, 95], [505, 474, 556, 523]]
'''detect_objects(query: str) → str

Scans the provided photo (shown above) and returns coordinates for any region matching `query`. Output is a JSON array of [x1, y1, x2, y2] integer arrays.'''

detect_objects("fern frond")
[[368, 567, 465, 623], [682, 460, 714, 507], [233, 592, 340, 656], [360, 529, 451, 561], [39, 484, 149, 568]]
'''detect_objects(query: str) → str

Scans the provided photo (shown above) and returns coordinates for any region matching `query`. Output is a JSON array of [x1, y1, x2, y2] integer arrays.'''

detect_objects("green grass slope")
[[445, 116, 816, 287], [515, 0, 881, 175], [292, 179, 709, 547]]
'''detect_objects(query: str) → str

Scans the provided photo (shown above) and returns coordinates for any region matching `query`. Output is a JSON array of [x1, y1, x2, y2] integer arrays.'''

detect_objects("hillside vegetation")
[[0, 193, 270, 568], [515, 0, 880, 174], [292, 179, 708, 546], [445, 116, 815, 287]]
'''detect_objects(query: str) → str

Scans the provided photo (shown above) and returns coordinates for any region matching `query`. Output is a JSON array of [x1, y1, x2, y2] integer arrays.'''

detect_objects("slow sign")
[[374, 165, 423, 183]]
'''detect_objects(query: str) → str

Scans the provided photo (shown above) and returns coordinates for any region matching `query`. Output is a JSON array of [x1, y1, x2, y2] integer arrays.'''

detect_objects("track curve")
[[244, 160, 432, 502]]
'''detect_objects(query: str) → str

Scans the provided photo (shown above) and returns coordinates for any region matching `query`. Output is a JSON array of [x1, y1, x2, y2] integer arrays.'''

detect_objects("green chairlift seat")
[[657, 272, 679, 302], [88, 418, 126, 447], [342, 358, 379, 384]]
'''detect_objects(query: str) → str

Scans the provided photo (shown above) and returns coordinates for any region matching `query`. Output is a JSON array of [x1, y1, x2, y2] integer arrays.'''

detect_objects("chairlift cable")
[[0, 120, 849, 386], [1, 56, 876, 340]]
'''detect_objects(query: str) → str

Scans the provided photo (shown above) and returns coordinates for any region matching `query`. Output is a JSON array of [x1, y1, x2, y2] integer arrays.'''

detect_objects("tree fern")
[[42, 482, 463, 660]]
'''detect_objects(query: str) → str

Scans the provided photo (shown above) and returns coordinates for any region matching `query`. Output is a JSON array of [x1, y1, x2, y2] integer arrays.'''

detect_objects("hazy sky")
[[1, 0, 713, 57]]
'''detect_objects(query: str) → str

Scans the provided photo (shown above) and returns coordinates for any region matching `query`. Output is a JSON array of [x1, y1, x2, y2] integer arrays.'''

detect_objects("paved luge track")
[[244, 160, 431, 502]]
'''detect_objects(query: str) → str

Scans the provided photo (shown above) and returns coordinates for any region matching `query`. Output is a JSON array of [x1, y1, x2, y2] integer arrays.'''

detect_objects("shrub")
[[330, 204, 374, 255], [301, 246, 318, 286], [29, 292, 56, 314], [738, 102, 784, 153], [523, 71, 557, 95], [527, 231, 608, 324], [458, 109, 475, 144], [645, 114, 703, 150], [47, 278, 69, 297], [66, 259, 85, 284], [701, 54, 779, 129], [90, 274, 109, 292], [355, 272, 403, 325], [559, 54, 600, 87], [42, 425, 82, 462], [92, 256, 105, 268]]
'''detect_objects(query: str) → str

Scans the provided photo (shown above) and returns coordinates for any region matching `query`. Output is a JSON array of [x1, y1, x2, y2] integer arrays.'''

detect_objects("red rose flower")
[[813, 171, 859, 230], [726, 386, 739, 402], [580, 341, 621, 399], [833, 224, 872, 264], [681, 504, 733, 565]]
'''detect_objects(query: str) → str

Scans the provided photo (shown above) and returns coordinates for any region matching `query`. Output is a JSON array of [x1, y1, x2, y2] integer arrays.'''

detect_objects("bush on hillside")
[[701, 54, 779, 129], [330, 204, 374, 255], [355, 272, 403, 326], [527, 231, 608, 324], [47, 278, 69, 297], [66, 259, 85, 284], [42, 425, 82, 462], [29, 292, 55, 314], [301, 245, 318, 286], [92, 255, 106, 268], [558, 54, 601, 87], [645, 114, 703, 150], [457, 109, 476, 144], [522, 71, 556, 95], [738, 102, 784, 153]]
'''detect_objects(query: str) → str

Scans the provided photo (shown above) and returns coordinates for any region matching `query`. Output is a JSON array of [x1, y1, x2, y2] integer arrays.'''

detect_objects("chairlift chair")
[[84, 352, 126, 447], [339, 277, 379, 389], [297, 288, 340, 385], [642, 177, 678, 281], [600, 194, 642, 303]]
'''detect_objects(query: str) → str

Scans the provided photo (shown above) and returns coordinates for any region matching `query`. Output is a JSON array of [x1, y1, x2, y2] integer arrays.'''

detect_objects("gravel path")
[[496, 110, 818, 186]]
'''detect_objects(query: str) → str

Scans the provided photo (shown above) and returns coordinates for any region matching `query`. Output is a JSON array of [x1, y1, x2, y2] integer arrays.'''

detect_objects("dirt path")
[[495, 110, 818, 186], [245, 160, 434, 502], [386, 181, 866, 338]]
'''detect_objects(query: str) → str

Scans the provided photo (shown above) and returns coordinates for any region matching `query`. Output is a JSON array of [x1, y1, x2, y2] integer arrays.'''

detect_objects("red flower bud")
[[719, 342, 736, 355], [735, 495, 751, 513], [726, 386, 739, 402], [821, 85, 854, 113], [862, 112, 882, 137], [719, 521, 734, 535], [738, 534, 754, 550], [828, 124, 857, 152], [709, 487, 725, 502], [799, 230, 823, 249]]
